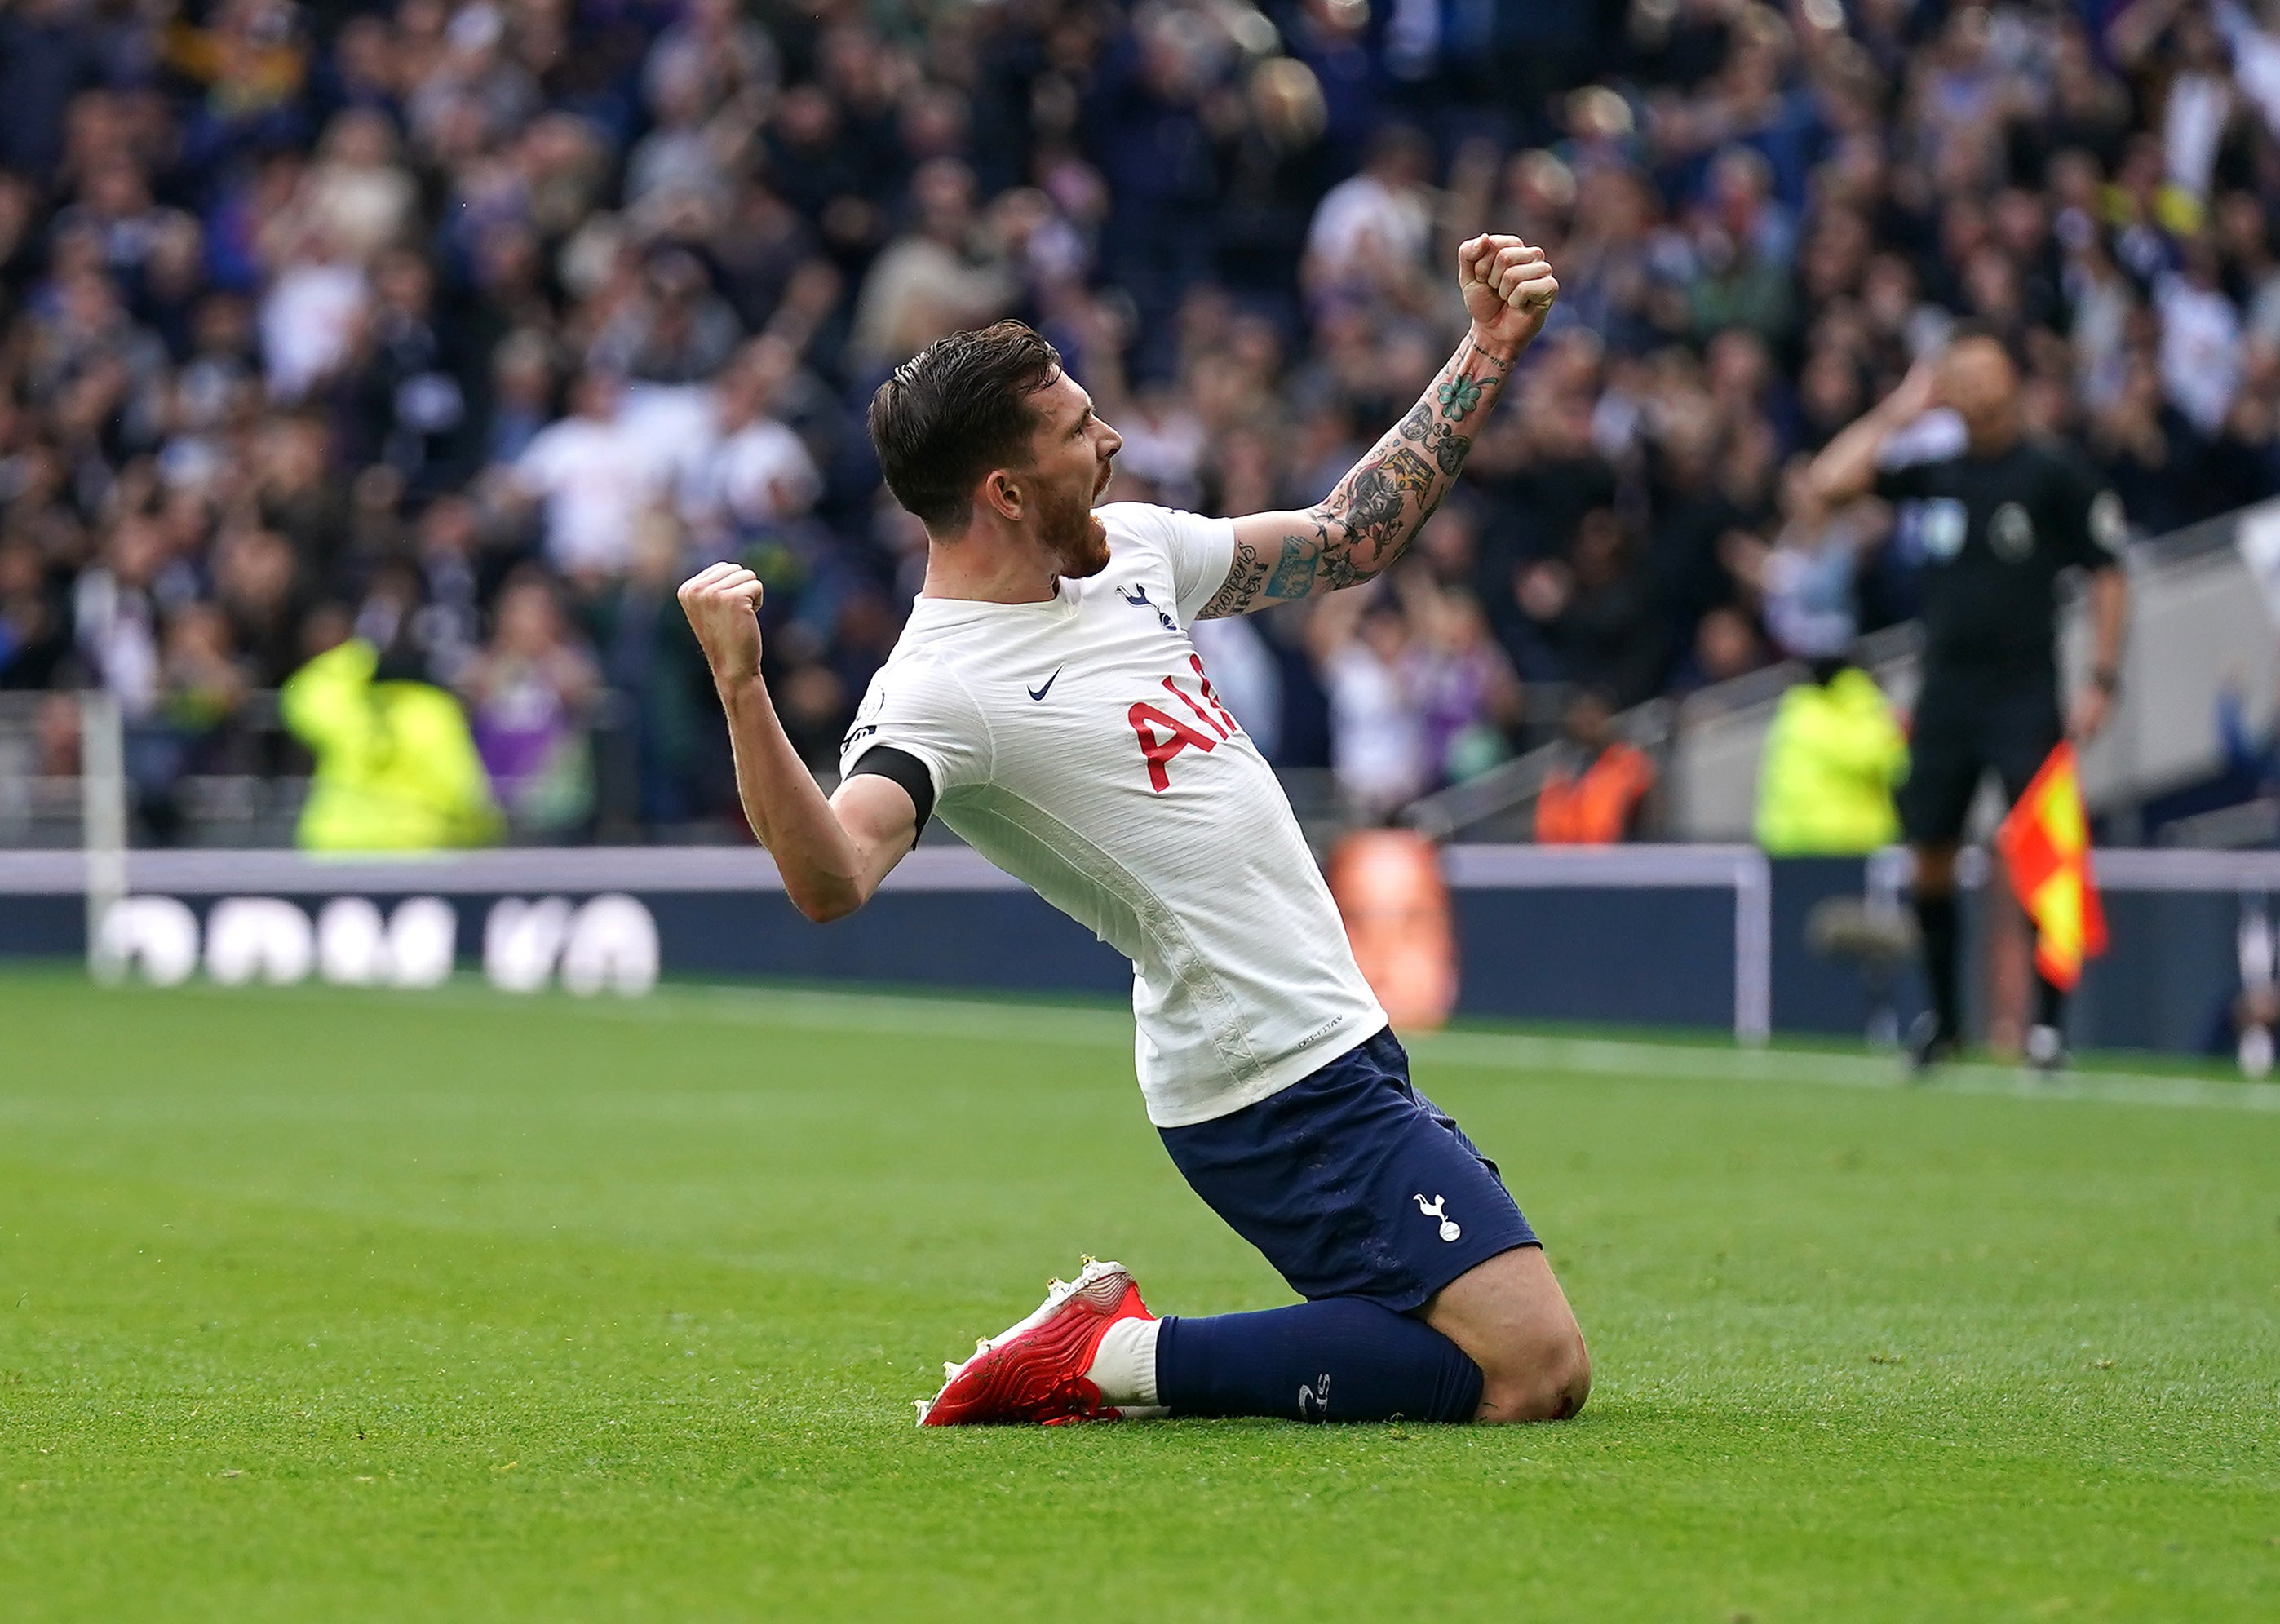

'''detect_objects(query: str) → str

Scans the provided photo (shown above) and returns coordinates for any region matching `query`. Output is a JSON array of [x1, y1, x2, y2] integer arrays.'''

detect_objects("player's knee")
[[1475, 1321, 1591, 1424]]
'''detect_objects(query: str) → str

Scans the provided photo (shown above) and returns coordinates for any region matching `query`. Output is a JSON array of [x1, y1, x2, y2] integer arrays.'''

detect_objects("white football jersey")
[[840, 502, 1387, 1126]]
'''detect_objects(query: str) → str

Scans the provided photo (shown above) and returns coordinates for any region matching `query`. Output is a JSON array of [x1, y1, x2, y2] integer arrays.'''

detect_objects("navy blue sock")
[[1154, 1299, 1483, 1423]]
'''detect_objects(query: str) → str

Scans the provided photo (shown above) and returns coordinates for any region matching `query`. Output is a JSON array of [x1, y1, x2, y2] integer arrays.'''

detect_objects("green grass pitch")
[[2, 969, 2276, 1621]]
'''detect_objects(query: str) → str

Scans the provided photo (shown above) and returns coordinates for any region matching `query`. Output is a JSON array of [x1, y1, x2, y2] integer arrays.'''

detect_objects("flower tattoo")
[[1437, 374, 1484, 420]]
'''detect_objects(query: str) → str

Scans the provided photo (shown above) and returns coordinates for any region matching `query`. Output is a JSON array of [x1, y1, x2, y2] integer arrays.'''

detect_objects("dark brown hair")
[[866, 321, 1063, 531]]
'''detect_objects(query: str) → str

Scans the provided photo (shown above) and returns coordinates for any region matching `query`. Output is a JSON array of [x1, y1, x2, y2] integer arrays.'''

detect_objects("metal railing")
[[1408, 498, 2280, 846], [1404, 696, 1677, 843]]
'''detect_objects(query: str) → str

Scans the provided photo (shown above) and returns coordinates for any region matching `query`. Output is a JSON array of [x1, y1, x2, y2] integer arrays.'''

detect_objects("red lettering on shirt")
[[1162, 675, 1231, 739], [1188, 655, 1240, 734], [1128, 700, 1220, 791]]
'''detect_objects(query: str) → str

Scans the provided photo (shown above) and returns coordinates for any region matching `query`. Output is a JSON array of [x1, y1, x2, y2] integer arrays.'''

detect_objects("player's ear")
[[979, 468, 1025, 524]]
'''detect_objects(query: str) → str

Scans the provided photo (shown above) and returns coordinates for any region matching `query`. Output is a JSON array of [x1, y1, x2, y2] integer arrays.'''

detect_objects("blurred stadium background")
[[8, 11, 2280, 1615], [3, 0, 2280, 1058]]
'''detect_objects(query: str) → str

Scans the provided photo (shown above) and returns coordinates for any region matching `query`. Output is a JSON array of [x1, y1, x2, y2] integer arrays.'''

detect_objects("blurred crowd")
[[2, 0, 2279, 843]]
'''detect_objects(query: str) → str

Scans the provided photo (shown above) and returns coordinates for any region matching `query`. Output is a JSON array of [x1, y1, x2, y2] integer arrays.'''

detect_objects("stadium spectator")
[[1536, 688, 1654, 844], [1403, 584, 1523, 788], [210, 524, 307, 688], [848, 159, 1019, 373], [0, 0, 104, 179], [509, 368, 662, 587], [1506, 507, 1660, 706], [0, 0, 2271, 847], [1313, 589, 1428, 823], [592, 507, 719, 830], [2214, 666, 2280, 810], [1754, 657, 1908, 855], [675, 339, 825, 556], [463, 568, 600, 836], [279, 624, 501, 852], [1747, 460, 1885, 661], [0, 537, 71, 691], [1304, 122, 1435, 306], [1675, 603, 1772, 692]]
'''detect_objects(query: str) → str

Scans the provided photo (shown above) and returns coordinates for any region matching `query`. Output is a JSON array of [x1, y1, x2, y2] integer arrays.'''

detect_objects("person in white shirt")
[[512, 369, 671, 583], [259, 241, 369, 403], [677, 236, 1588, 1429], [614, 374, 824, 564], [680, 349, 822, 553], [1317, 594, 1432, 818], [1304, 125, 1437, 299]]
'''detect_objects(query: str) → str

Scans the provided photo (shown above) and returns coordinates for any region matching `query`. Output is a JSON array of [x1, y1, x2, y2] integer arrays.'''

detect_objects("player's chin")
[[1065, 518, 1112, 579]]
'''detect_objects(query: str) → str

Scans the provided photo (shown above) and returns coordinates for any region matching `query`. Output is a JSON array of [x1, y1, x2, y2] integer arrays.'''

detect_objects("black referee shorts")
[[1897, 667, 2063, 847]]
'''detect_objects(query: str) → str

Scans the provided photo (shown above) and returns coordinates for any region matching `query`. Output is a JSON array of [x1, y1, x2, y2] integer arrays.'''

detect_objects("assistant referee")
[[1808, 329, 2129, 1073]]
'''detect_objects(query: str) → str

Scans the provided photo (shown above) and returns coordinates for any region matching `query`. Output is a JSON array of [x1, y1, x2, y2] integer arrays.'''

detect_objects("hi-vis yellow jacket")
[[1755, 666, 1908, 856], [278, 640, 502, 852]]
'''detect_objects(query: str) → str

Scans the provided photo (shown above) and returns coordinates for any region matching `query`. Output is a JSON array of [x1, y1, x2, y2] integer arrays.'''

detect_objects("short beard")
[[1038, 477, 1110, 580]]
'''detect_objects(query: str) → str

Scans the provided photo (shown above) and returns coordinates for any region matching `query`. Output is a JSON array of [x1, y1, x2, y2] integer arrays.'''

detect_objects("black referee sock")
[[1916, 892, 1962, 1042], [2034, 973, 2067, 1032], [1154, 1299, 1483, 1423]]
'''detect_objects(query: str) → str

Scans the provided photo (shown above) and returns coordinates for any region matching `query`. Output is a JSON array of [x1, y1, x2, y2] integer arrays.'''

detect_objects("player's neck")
[[919, 521, 1061, 605]]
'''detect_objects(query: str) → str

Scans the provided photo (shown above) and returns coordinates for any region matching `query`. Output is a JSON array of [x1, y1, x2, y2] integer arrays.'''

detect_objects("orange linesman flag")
[[1994, 742, 2109, 991]]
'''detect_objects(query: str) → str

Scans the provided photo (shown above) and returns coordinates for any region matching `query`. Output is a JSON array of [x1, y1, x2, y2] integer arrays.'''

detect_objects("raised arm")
[[1804, 360, 1940, 507], [680, 562, 918, 923], [1198, 235, 1558, 617]]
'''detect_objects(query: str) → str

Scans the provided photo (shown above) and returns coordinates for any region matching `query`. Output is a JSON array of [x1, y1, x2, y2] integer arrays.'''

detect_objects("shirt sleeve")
[[2049, 450, 2127, 570], [1100, 502, 1237, 624], [836, 653, 991, 803]]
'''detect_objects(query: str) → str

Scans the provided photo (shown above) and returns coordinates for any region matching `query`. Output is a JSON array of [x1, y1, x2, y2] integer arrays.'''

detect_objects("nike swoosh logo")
[[1027, 667, 1064, 701]]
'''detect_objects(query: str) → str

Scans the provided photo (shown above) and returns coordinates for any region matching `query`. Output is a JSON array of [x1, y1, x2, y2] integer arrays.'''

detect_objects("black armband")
[[847, 745, 937, 834]]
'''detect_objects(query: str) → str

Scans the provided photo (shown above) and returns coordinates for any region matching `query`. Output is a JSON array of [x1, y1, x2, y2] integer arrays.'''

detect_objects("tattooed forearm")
[[1383, 445, 1435, 496], [1437, 373, 1485, 420], [1319, 335, 1507, 576], [1261, 527, 1323, 596], [1427, 418, 1469, 476], [1198, 330, 1520, 617], [1199, 516, 1331, 617], [1203, 542, 1271, 615]]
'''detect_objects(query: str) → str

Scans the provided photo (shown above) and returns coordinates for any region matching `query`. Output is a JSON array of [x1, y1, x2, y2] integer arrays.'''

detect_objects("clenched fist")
[[1458, 235, 1559, 356], [679, 561, 767, 687]]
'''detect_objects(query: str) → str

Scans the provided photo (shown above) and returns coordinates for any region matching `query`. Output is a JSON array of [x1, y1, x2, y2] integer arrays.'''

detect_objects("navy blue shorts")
[[1158, 1028, 1538, 1313]]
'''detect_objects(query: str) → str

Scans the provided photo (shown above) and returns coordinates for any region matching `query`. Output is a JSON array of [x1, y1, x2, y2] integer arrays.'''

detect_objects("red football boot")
[[918, 1259, 1158, 1427]]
